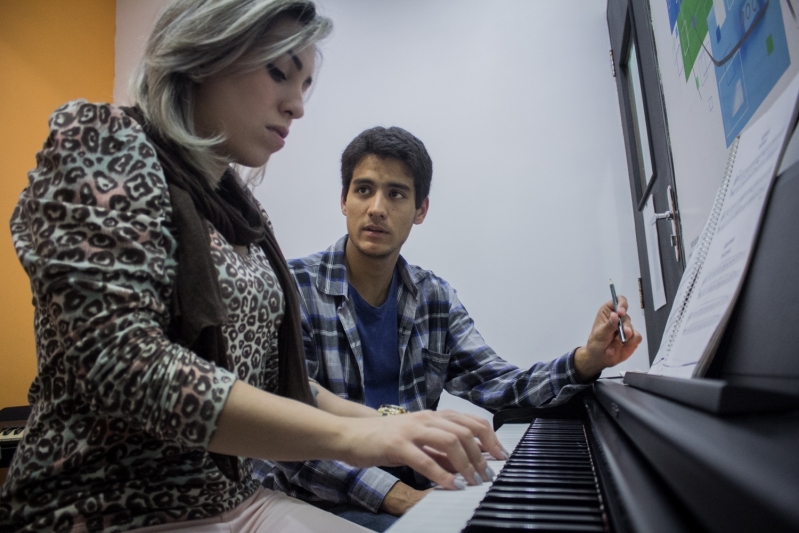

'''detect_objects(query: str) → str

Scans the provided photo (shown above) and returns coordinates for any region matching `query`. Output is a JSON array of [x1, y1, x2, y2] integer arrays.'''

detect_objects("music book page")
[[650, 73, 799, 378]]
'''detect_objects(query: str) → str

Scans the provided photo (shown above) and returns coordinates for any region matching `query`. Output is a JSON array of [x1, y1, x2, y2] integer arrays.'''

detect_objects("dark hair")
[[340, 126, 432, 208]]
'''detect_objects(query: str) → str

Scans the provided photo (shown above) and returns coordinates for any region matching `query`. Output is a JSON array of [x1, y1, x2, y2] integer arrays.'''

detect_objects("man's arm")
[[381, 483, 434, 515], [440, 286, 641, 410], [312, 380, 377, 418]]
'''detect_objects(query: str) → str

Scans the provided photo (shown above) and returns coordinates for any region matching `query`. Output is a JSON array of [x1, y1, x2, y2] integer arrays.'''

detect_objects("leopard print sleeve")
[[9, 101, 237, 450]]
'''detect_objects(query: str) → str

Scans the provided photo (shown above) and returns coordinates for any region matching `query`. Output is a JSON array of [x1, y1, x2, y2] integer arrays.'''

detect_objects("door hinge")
[[610, 49, 616, 77], [638, 277, 645, 309]]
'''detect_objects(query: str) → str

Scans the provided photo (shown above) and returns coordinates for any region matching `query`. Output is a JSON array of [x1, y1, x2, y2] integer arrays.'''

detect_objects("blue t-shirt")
[[349, 271, 401, 409]]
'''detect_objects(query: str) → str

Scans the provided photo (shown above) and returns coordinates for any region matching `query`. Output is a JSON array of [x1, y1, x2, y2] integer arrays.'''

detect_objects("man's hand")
[[380, 482, 433, 516], [574, 296, 642, 381]]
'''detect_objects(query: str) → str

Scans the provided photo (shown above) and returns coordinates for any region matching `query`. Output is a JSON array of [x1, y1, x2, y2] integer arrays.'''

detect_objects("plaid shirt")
[[252, 235, 590, 511]]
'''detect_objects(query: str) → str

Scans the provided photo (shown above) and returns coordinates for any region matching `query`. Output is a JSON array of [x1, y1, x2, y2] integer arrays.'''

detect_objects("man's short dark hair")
[[341, 126, 432, 208]]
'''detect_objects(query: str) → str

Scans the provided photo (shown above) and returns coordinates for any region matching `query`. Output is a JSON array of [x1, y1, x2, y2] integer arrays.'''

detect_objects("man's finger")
[[617, 295, 629, 314]]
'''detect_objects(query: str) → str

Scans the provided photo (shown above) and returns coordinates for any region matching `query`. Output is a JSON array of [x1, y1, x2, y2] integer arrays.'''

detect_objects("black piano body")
[[464, 160, 799, 533]]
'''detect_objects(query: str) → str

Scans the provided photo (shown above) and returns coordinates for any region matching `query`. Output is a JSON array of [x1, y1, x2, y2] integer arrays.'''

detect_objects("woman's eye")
[[267, 64, 286, 81]]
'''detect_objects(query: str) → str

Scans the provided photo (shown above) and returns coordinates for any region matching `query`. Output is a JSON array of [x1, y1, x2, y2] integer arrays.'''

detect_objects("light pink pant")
[[130, 488, 370, 533]]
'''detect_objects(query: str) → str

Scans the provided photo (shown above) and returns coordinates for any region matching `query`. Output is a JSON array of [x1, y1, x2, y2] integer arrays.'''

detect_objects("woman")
[[0, 1, 503, 531]]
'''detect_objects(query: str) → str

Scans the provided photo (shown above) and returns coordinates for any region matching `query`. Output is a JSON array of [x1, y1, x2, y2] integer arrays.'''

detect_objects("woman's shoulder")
[[33, 99, 170, 214], [48, 99, 140, 138]]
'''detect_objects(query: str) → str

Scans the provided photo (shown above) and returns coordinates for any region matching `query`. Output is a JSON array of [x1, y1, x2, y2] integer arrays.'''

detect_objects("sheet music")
[[650, 74, 799, 377], [386, 423, 528, 533]]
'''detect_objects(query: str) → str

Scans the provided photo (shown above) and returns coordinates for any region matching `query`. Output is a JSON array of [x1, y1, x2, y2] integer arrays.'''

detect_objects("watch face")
[[378, 404, 408, 416]]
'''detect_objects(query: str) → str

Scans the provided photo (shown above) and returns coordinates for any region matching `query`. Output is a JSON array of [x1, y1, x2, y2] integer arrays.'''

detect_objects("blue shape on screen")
[[708, 0, 790, 146], [667, 0, 683, 32]]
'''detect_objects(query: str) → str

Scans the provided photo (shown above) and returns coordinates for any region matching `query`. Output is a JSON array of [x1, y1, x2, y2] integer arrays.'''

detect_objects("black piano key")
[[502, 460, 593, 470], [497, 471, 596, 482], [463, 418, 610, 533], [484, 492, 600, 506], [497, 479, 596, 487], [472, 510, 604, 525], [476, 502, 602, 516], [463, 519, 605, 533]]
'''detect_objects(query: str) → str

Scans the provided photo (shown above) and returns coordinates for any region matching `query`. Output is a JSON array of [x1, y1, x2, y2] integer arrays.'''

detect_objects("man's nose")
[[368, 193, 387, 218]]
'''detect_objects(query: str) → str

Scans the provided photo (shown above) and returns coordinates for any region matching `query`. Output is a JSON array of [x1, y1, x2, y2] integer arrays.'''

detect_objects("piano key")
[[471, 510, 604, 525], [385, 423, 527, 533], [463, 418, 609, 532], [463, 519, 606, 533], [0, 426, 24, 443], [474, 503, 602, 516]]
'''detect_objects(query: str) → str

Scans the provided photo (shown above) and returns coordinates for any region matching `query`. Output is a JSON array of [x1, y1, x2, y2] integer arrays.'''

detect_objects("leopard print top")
[[1, 101, 285, 532]]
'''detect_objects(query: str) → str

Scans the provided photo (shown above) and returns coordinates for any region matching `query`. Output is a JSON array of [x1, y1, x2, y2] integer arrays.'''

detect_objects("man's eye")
[[267, 64, 286, 81], [357, 187, 369, 194]]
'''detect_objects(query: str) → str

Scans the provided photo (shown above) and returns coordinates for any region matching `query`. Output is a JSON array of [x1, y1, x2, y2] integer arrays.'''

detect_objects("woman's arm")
[[210, 380, 503, 489]]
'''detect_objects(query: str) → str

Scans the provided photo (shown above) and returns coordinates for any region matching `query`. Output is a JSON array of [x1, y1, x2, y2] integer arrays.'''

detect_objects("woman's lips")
[[267, 125, 288, 138], [266, 126, 287, 148]]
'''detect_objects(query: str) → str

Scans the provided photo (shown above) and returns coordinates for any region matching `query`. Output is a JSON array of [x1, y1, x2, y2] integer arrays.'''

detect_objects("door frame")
[[607, 0, 685, 362]]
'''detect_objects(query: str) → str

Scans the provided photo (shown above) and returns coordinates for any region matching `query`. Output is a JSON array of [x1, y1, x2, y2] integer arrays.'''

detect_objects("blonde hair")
[[130, 0, 332, 183]]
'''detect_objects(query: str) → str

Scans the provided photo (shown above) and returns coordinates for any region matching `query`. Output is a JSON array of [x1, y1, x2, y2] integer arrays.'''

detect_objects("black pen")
[[609, 279, 627, 343]]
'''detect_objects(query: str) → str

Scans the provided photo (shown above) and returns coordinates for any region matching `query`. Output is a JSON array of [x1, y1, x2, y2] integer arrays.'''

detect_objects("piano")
[[0, 406, 30, 486], [3, 157, 799, 529], [387, 162, 799, 532]]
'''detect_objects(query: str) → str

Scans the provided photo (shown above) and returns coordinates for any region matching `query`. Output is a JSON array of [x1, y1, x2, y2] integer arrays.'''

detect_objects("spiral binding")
[[660, 136, 741, 364]]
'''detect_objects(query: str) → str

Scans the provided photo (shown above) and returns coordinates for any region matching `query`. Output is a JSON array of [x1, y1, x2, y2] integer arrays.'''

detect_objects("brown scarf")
[[122, 107, 314, 481]]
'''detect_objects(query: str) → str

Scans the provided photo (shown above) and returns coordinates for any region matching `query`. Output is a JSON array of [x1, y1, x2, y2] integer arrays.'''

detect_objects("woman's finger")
[[396, 439, 462, 490], [436, 410, 506, 462], [412, 414, 489, 484]]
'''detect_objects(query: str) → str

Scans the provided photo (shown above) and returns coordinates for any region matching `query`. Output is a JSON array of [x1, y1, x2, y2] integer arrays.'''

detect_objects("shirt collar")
[[316, 235, 420, 298]]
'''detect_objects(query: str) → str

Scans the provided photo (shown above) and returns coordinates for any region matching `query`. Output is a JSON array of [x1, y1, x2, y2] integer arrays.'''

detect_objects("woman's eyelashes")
[[267, 64, 286, 82]]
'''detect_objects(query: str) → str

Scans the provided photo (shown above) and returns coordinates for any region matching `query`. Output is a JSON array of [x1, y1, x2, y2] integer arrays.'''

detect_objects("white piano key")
[[386, 423, 529, 533]]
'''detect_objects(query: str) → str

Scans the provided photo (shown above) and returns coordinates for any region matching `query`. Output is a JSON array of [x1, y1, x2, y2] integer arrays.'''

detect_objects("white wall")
[[116, 0, 649, 422]]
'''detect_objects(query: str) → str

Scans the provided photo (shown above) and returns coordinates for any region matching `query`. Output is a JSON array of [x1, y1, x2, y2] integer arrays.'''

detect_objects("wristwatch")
[[377, 404, 409, 416]]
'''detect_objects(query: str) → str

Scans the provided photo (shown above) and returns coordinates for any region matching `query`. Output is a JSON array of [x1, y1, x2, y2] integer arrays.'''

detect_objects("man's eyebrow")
[[386, 181, 412, 191], [351, 177, 374, 186]]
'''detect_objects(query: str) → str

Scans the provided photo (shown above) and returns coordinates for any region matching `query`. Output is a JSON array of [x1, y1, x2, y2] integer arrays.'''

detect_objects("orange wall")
[[0, 1, 116, 409]]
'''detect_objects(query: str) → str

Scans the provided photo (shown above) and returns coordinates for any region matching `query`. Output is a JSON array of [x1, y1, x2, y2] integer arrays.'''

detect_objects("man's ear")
[[341, 188, 348, 216], [414, 197, 429, 225]]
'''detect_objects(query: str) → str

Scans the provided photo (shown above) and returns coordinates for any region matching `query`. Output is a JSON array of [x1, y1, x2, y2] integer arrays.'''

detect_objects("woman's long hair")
[[130, 0, 332, 183]]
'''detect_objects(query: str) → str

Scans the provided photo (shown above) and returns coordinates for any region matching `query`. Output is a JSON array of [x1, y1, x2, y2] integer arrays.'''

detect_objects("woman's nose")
[[281, 88, 305, 119]]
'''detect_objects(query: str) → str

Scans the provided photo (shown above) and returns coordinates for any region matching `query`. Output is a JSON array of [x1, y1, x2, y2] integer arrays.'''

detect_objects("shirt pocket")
[[422, 348, 451, 408]]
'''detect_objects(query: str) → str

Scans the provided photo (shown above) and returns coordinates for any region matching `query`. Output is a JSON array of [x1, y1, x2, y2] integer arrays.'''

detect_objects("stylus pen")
[[609, 279, 627, 343]]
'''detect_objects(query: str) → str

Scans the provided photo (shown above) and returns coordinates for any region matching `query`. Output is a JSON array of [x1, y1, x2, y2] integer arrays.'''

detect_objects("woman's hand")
[[211, 381, 502, 489], [336, 409, 502, 490]]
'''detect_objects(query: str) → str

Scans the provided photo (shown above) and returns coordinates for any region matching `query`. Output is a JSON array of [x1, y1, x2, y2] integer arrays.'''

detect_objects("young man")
[[253, 127, 641, 531]]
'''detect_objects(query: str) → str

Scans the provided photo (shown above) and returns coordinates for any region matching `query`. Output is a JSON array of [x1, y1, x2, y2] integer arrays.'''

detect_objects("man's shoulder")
[[400, 260, 454, 294], [288, 251, 325, 287], [288, 239, 348, 298], [288, 251, 324, 272]]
